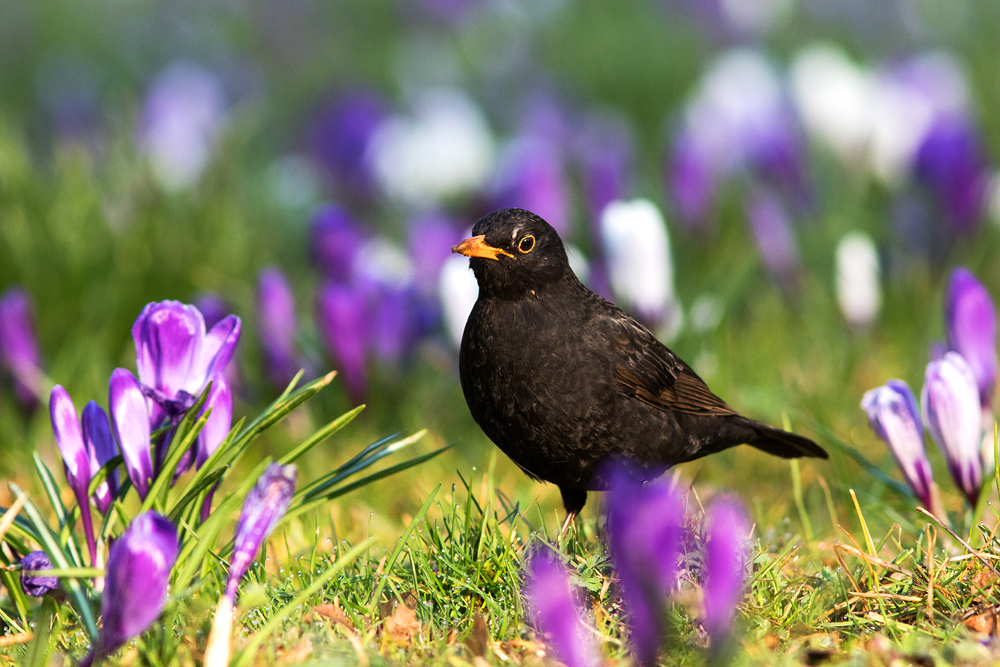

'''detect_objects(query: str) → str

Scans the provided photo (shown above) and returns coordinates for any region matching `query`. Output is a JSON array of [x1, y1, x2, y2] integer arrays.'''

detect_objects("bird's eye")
[[518, 235, 535, 254]]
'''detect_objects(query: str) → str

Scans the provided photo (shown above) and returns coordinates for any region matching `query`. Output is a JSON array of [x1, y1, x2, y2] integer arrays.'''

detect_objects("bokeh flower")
[[702, 497, 751, 645], [316, 282, 369, 401], [921, 352, 983, 507], [307, 89, 388, 198], [0, 287, 43, 411], [524, 552, 599, 667], [915, 115, 990, 234], [943, 268, 997, 408], [81, 512, 178, 667], [835, 231, 881, 330], [861, 380, 934, 509], [20, 551, 59, 598], [438, 253, 480, 350], [257, 267, 304, 390], [745, 187, 802, 292], [311, 204, 366, 285]]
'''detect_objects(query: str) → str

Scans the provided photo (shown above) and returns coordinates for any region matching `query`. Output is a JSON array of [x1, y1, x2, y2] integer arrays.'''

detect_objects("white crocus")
[[835, 231, 881, 330], [439, 254, 480, 350]]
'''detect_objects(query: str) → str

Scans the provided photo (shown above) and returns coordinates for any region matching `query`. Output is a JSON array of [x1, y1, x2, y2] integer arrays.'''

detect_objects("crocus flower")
[[0, 287, 43, 410], [20, 551, 59, 597], [205, 464, 296, 667], [81, 512, 179, 667], [307, 90, 388, 198], [109, 368, 154, 500], [132, 300, 240, 428], [310, 204, 366, 285], [576, 113, 633, 226], [605, 465, 685, 667], [944, 268, 997, 408], [524, 552, 599, 667], [600, 198, 679, 336], [914, 115, 990, 235], [835, 231, 881, 330], [50, 385, 98, 564], [493, 136, 570, 236], [82, 401, 120, 514], [861, 380, 934, 509], [667, 128, 718, 233], [438, 254, 479, 350], [316, 282, 368, 401], [138, 62, 227, 192], [257, 267, 303, 389], [746, 187, 802, 292], [702, 497, 751, 645], [922, 352, 983, 506]]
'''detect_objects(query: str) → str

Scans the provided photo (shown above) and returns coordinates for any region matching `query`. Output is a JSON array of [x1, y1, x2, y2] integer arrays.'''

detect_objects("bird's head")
[[452, 209, 573, 299]]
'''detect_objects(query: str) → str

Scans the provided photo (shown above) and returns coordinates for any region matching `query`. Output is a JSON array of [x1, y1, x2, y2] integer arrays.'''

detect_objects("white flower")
[[439, 254, 479, 349], [835, 231, 881, 329]]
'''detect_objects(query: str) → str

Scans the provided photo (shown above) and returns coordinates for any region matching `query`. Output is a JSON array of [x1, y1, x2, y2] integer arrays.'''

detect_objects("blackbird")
[[454, 208, 827, 536]]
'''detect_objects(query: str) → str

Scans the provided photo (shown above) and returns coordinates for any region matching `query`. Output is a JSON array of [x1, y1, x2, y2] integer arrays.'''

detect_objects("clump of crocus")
[[80, 511, 179, 667], [922, 352, 983, 507], [204, 463, 297, 667], [523, 552, 600, 667], [19, 551, 59, 597], [0, 286, 43, 411], [861, 380, 935, 510]]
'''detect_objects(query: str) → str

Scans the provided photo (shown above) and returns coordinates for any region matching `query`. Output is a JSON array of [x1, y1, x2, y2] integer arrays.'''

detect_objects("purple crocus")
[[109, 368, 154, 500], [310, 204, 366, 284], [493, 136, 570, 236], [667, 128, 718, 233], [50, 386, 99, 565], [316, 282, 368, 401], [524, 552, 600, 667], [0, 287, 43, 411], [576, 113, 633, 226], [914, 114, 990, 235], [922, 352, 983, 507], [861, 380, 934, 509], [702, 497, 751, 645], [257, 267, 303, 389], [306, 90, 388, 198], [132, 300, 240, 429], [82, 401, 120, 514], [746, 187, 802, 291], [605, 465, 685, 667], [944, 268, 997, 408], [81, 512, 179, 667], [225, 463, 296, 601], [20, 551, 59, 597]]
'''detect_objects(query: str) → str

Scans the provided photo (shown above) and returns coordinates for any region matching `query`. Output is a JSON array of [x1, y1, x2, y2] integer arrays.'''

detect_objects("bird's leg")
[[558, 486, 587, 543]]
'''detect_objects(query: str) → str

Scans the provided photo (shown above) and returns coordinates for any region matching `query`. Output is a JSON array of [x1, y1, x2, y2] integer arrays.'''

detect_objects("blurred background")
[[1, 0, 999, 539]]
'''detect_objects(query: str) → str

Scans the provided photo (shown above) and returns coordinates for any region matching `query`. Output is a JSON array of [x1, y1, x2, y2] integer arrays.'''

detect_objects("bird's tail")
[[744, 420, 828, 459]]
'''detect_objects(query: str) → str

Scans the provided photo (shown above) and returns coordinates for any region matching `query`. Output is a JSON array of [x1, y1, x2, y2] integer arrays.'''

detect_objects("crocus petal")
[[196, 373, 233, 469], [197, 315, 241, 388], [98, 512, 178, 657], [82, 401, 119, 514], [20, 551, 59, 597], [921, 352, 983, 506], [703, 497, 751, 641], [132, 301, 204, 399], [226, 463, 296, 600], [50, 385, 90, 500], [524, 552, 599, 667], [944, 267, 998, 407], [316, 282, 368, 401], [861, 380, 933, 508], [109, 368, 153, 499]]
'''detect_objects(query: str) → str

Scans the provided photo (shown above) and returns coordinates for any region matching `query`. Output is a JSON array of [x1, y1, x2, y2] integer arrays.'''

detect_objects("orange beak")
[[451, 235, 513, 261]]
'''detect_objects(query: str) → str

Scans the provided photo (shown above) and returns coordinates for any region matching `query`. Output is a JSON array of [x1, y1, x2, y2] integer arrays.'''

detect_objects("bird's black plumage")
[[454, 208, 826, 526]]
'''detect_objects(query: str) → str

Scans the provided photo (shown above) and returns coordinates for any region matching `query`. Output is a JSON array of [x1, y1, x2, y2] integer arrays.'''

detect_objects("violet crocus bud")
[[524, 552, 600, 667], [601, 198, 680, 337], [746, 187, 802, 291], [0, 287, 43, 410], [605, 465, 684, 667], [20, 551, 59, 597], [225, 463, 296, 600], [922, 352, 983, 507], [132, 300, 240, 427], [861, 381, 934, 509], [306, 90, 388, 197], [576, 113, 633, 227], [109, 368, 154, 500], [82, 401, 119, 515], [257, 267, 302, 389], [914, 115, 989, 236], [667, 128, 717, 233], [82, 512, 178, 667], [50, 385, 97, 565], [835, 232, 881, 330], [311, 204, 366, 285], [316, 282, 368, 401], [702, 497, 751, 645], [944, 268, 997, 408]]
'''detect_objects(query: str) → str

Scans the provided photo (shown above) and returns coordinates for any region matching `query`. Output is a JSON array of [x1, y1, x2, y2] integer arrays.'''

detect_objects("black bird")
[[454, 208, 827, 536]]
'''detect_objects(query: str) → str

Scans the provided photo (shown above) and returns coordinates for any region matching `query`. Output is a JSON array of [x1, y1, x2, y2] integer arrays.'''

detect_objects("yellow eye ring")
[[518, 235, 535, 253]]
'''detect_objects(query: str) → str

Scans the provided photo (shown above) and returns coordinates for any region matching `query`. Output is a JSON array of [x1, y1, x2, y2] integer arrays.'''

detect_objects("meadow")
[[2, 0, 1000, 664]]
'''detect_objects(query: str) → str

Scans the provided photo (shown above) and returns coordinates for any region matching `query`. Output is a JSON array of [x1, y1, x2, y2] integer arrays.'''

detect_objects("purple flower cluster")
[[524, 468, 752, 665], [862, 267, 996, 509]]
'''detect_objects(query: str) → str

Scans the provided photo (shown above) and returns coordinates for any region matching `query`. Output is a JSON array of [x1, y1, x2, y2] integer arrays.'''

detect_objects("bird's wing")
[[606, 313, 737, 417]]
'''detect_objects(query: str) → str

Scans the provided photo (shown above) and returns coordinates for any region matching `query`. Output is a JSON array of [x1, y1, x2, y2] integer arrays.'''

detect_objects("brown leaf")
[[385, 602, 422, 645], [964, 610, 999, 635], [279, 637, 313, 663], [465, 613, 489, 657], [313, 600, 354, 630]]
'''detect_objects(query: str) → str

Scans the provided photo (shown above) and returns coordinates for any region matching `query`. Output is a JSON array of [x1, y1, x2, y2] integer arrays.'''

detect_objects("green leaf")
[[167, 466, 227, 524], [31, 454, 84, 568], [277, 404, 365, 465], [87, 455, 124, 497], [139, 401, 212, 516]]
